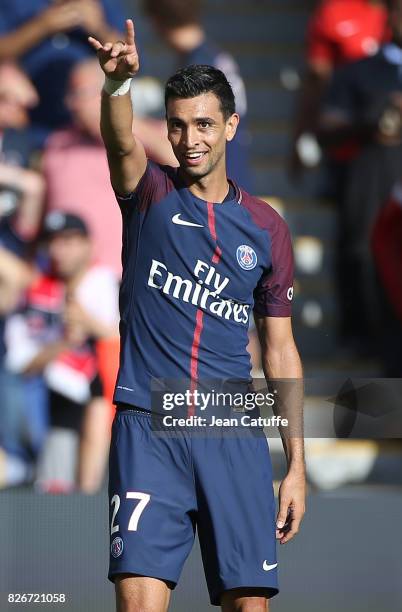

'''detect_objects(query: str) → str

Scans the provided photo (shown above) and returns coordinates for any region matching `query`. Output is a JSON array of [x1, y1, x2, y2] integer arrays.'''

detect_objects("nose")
[[182, 125, 199, 149]]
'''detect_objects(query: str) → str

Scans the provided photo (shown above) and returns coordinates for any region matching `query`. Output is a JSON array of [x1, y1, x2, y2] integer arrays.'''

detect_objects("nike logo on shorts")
[[262, 561, 278, 571]]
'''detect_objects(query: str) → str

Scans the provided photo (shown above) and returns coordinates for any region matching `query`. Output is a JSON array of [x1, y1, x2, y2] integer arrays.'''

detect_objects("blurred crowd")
[[292, 0, 402, 374], [1, 0, 401, 495], [0, 0, 252, 493]]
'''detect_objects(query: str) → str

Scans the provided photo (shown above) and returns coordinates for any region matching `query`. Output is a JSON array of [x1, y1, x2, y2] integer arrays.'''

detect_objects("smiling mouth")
[[183, 151, 208, 166]]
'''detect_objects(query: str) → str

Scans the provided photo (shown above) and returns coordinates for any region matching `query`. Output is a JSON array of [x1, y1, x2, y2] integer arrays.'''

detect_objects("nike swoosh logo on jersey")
[[262, 561, 278, 572], [172, 213, 204, 228]]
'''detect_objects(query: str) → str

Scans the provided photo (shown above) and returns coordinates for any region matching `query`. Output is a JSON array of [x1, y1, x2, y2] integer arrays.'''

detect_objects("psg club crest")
[[236, 245, 257, 270], [111, 536, 124, 558]]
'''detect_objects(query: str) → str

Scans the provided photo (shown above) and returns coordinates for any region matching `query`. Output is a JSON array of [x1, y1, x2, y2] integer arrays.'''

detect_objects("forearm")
[[90, 19, 146, 193], [277, 426, 305, 473], [100, 86, 135, 156], [262, 339, 302, 379], [262, 343, 305, 472], [100, 80, 146, 194], [0, 16, 48, 59]]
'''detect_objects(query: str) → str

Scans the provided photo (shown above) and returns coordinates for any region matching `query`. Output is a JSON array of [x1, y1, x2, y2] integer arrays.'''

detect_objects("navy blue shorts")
[[108, 406, 279, 606]]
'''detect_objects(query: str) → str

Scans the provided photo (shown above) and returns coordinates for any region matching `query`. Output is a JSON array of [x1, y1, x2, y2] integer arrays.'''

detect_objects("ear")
[[225, 113, 240, 142]]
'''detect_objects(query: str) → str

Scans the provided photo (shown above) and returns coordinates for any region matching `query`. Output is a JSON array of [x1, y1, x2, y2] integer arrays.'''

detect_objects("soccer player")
[[89, 19, 306, 612]]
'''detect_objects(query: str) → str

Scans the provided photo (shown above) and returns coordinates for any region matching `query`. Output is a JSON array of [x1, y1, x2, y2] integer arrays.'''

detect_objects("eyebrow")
[[168, 116, 216, 124]]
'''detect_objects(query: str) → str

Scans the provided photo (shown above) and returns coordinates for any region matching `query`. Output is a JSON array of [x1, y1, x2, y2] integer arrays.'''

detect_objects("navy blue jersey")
[[114, 162, 294, 410]]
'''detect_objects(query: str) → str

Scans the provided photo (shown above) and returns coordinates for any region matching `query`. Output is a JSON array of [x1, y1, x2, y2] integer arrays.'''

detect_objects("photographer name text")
[[162, 415, 288, 428]]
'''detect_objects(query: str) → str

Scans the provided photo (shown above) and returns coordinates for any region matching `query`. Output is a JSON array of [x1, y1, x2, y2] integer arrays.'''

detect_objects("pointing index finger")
[[126, 19, 135, 46], [88, 36, 103, 51]]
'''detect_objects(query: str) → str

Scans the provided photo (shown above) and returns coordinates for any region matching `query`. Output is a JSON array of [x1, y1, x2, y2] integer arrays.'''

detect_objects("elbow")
[[116, 145, 135, 158], [100, 126, 135, 158], [105, 141, 135, 159]]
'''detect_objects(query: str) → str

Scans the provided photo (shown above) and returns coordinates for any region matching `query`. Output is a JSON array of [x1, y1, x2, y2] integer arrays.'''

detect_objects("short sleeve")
[[114, 160, 174, 213], [253, 219, 294, 318]]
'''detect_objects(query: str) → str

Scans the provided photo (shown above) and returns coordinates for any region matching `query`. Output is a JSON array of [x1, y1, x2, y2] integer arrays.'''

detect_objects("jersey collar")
[[228, 178, 243, 205]]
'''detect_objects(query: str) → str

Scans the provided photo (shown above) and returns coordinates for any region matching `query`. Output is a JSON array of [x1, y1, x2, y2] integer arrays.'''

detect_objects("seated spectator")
[[5, 212, 119, 493], [0, 0, 125, 149], [42, 57, 177, 277], [290, 0, 389, 178], [142, 0, 253, 191]]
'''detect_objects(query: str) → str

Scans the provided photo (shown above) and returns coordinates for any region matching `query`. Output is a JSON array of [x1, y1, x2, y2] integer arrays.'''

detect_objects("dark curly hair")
[[165, 64, 236, 120]]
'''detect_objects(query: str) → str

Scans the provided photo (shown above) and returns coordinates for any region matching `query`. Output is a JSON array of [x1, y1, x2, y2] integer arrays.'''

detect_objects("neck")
[[166, 25, 205, 54], [180, 166, 230, 203]]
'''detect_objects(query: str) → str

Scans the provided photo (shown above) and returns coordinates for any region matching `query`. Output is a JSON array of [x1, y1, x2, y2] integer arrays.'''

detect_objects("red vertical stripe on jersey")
[[207, 201, 221, 264], [188, 203, 221, 416], [207, 202, 217, 240], [212, 245, 222, 264], [188, 308, 204, 417]]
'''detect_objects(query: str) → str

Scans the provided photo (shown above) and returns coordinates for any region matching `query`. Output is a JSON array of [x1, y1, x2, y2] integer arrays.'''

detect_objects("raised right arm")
[[89, 19, 147, 196]]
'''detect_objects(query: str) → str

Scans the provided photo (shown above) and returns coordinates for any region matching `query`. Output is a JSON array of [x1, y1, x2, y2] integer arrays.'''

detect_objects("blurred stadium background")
[[1, 0, 401, 610]]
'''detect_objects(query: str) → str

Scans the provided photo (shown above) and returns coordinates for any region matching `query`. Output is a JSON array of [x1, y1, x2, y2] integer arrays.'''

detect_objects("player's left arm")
[[255, 314, 306, 545]]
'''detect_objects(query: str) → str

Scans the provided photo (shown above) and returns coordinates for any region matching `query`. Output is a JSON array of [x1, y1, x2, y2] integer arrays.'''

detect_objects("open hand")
[[88, 19, 139, 80]]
